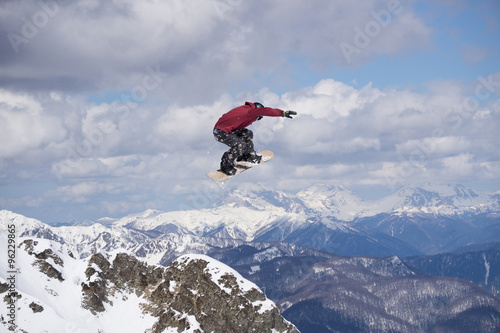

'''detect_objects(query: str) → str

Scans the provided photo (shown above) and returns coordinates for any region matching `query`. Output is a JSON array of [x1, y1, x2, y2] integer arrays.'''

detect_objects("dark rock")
[[33, 260, 64, 281], [80, 252, 298, 332], [29, 302, 44, 313], [35, 248, 64, 267]]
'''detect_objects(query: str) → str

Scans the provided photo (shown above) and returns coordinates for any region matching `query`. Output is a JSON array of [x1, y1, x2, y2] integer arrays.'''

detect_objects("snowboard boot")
[[236, 154, 262, 164], [220, 152, 237, 175], [220, 163, 237, 175]]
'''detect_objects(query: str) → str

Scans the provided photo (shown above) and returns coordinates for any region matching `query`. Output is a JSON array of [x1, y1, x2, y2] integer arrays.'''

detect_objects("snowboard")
[[207, 150, 274, 182]]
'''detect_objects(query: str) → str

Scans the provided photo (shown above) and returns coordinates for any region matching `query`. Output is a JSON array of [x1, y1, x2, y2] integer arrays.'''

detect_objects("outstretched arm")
[[252, 108, 298, 119]]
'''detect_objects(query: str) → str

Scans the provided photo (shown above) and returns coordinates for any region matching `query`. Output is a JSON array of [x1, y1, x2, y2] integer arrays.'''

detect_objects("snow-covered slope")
[[296, 184, 366, 220], [0, 210, 243, 265], [104, 183, 500, 251], [0, 232, 156, 332], [0, 230, 298, 332], [0, 209, 311, 266], [363, 183, 498, 216], [1, 183, 498, 261], [114, 205, 307, 242]]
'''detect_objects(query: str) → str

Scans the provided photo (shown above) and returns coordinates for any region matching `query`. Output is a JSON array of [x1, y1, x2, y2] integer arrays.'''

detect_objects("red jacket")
[[214, 102, 284, 134]]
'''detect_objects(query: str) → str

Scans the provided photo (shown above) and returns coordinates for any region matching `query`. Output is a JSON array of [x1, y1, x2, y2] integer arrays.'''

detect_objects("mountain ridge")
[[1, 182, 500, 332], [2, 182, 499, 260], [112, 182, 500, 240], [0, 230, 298, 332]]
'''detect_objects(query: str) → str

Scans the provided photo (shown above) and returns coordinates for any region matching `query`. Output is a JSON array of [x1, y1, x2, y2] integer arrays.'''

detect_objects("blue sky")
[[297, 0, 498, 90], [0, 0, 499, 224]]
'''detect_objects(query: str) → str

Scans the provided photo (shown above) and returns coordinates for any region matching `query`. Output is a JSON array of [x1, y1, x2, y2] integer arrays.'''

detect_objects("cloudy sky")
[[1, 0, 499, 223]]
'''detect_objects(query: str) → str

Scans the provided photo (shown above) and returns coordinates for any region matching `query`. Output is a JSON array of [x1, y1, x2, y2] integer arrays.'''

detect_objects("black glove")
[[283, 110, 297, 119]]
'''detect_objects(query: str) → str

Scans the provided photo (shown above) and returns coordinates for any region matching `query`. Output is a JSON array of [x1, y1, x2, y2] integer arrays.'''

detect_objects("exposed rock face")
[[81, 252, 163, 315], [81, 252, 298, 332], [1, 235, 297, 332], [21, 239, 65, 282]]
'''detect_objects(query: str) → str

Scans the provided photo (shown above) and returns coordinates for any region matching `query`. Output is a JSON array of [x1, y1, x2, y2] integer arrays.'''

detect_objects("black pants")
[[213, 128, 257, 170]]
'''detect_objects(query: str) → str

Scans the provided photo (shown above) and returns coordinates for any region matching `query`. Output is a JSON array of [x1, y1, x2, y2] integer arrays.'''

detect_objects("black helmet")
[[254, 102, 264, 108]]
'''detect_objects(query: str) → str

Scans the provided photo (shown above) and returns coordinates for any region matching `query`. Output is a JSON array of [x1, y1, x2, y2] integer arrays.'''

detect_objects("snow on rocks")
[[175, 254, 276, 314], [0, 230, 298, 332]]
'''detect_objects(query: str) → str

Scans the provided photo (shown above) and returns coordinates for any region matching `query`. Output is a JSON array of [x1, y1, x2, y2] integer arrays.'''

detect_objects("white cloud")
[[50, 181, 136, 203], [0, 0, 498, 221], [0, 0, 432, 100], [282, 79, 384, 119], [440, 153, 475, 177], [1, 75, 495, 191], [396, 136, 471, 157], [0, 89, 67, 158], [0, 75, 497, 221]]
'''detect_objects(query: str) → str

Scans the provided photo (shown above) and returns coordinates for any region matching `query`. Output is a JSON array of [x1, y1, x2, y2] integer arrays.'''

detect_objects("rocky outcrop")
[[21, 239, 65, 282], [2, 234, 298, 332], [29, 302, 44, 313], [81, 252, 298, 332]]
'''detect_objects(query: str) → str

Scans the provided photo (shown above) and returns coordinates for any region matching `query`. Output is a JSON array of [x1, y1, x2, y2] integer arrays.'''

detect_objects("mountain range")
[[63, 183, 500, 257], [222, 248, 500, 333], [1, 182, 500, 332]]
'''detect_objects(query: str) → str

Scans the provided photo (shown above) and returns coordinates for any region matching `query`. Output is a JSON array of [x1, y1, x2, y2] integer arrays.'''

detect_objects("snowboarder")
[[213, 102, 297, 175]]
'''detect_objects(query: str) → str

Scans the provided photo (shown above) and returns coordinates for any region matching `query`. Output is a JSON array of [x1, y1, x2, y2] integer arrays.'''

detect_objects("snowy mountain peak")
[[0, 231, 298, 332], [214, 184, 305, 213], [121, 208, 164, 221], [298, 183, 352, 195], [364, 183, 495, 216], [0, 210, 46, 231], [399, 183, 479, 199], [296, 184, 365, 220], [398, 183, 483, 208], [175, 254, 273, 299]]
